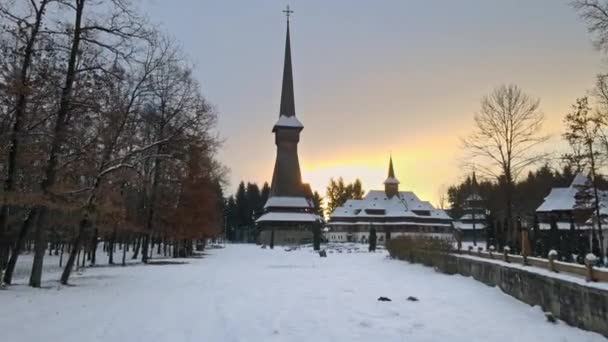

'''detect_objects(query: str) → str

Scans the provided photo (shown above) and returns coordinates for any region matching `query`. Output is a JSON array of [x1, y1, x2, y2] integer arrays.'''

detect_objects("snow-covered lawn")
[[1, 244, 605, 342]]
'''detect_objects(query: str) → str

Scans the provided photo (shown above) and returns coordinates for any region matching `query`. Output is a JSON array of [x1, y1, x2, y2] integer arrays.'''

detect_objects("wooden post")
[[503, 246, 510, 263], [548, 249, 558, 272], [489, 245, 495, 259], [585, 253, 597, 282], [521, 229, 530, 266]]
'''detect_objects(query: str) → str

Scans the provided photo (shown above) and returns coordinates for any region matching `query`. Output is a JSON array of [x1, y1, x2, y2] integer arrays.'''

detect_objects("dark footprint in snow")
[[406, 296, 419, 302], [377, 296, 392, 301]]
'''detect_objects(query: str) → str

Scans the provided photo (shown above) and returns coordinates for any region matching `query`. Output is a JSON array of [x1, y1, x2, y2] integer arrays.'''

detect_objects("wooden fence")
[[455, 248, 608, 283]]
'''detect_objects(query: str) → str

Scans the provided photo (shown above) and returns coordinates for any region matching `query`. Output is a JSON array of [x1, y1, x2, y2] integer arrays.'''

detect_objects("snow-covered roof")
[[328, 190, 452, 222], [273, 115, 303, 129], [256, 212, 321, 223], [264, 196, 312, 209], [571, 173, 587, 187], [536, 187, 579, 212], [535, 173, 608, 213]]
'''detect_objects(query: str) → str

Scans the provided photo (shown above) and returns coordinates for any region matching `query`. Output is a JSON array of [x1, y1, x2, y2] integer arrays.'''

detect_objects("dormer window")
[[365, 209, 385, 215]]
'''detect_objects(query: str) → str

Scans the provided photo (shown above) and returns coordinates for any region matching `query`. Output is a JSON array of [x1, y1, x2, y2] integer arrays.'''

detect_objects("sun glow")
[[301, 134, 463, 207]]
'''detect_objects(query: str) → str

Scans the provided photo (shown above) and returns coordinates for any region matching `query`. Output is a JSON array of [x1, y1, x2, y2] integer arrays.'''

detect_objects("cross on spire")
[[283, 5, 293, 22]]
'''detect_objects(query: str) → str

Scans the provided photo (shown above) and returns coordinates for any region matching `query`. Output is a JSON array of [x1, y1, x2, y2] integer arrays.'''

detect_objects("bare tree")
[[0, 0, 225, 288], [436, 184, 448, 210], [0, 0, 53, 279], [572, 0, 608, 52], [462, 84, 548, 248], [60, 37, 172, 284], [13, 0, 149, 287], [564, 97, 605, 259]]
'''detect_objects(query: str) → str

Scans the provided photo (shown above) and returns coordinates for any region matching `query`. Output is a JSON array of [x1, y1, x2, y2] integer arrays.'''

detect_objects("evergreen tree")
[[246, 182, 263, 221], [573, 175, 601, 256], [261, 182, 271, 207], [235, 182, 249, 241], [351, 179, 365, 199], [369, 227, 377, 252], [312, 191, 324, 217], [226, 196, 238, 241], [326, 177, 365, 215]]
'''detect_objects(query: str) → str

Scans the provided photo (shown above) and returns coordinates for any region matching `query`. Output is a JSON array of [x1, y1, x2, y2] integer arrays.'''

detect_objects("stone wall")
[[435, 255, 608, 337]]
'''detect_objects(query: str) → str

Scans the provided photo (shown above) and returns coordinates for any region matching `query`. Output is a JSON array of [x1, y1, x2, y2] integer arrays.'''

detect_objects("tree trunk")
[[589, 144, 604, 260], [29, 208, 48, 287], [173, 239, 179, 258], [59, 243, 65, 267], [108, 228, 116, 265], [132, 236, 141, 259], [90, 228, 98, 265], [3, 208, 37, 284], [31, 0, 86, 288], [61, 218, 87, 285], [312, 224, 321, 251], [142, 135, 164, 264], [121, 237, 127, 266], [504, 174, 514, 248]]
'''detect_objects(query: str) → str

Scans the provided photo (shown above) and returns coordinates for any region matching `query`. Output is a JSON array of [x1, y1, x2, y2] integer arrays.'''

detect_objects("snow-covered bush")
[[386, 235, 454, 269], [585, 253, 597, 264]]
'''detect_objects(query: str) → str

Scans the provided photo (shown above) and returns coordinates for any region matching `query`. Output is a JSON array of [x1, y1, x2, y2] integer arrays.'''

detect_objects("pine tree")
[[312, 191, 324, 217], [261, 182, 271, 207], [246, 183, 262, 221], [351, 179, 365, 199], [326, 177, 365, 215], [369, 227, 377, 252], [226, 196, 238, 241], [235, 182, 249, 241]]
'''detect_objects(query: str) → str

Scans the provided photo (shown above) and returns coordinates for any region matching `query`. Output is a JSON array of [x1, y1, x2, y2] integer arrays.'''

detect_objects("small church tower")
[[384, 156, 400, 198]]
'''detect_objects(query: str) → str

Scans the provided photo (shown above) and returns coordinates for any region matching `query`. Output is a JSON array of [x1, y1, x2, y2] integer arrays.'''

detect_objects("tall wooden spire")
[[279, 6, 296, 117], [388, 156, 396, 179], [269, 6, 305, 197]]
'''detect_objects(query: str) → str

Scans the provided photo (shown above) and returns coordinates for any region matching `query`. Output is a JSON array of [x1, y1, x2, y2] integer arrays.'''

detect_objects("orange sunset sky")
[[145, 0, 606, 205]]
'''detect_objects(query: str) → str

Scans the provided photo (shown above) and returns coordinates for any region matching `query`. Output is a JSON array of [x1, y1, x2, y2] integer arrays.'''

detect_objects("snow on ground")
[[1, 244, 605, 342], [7, 245, 167, 284]]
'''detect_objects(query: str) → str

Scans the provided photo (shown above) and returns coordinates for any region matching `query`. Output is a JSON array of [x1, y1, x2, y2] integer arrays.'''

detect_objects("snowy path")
[[1, 244, 605, 342]]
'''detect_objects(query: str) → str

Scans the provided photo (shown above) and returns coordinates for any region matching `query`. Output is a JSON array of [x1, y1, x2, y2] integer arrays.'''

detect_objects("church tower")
[[270, 11, 305, 197], [384, 156, 400, 198], [256, 7, 321, 246]]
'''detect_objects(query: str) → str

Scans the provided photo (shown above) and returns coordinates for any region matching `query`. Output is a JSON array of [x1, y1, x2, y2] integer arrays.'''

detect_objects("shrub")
[[386, 235, 454, 269]]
